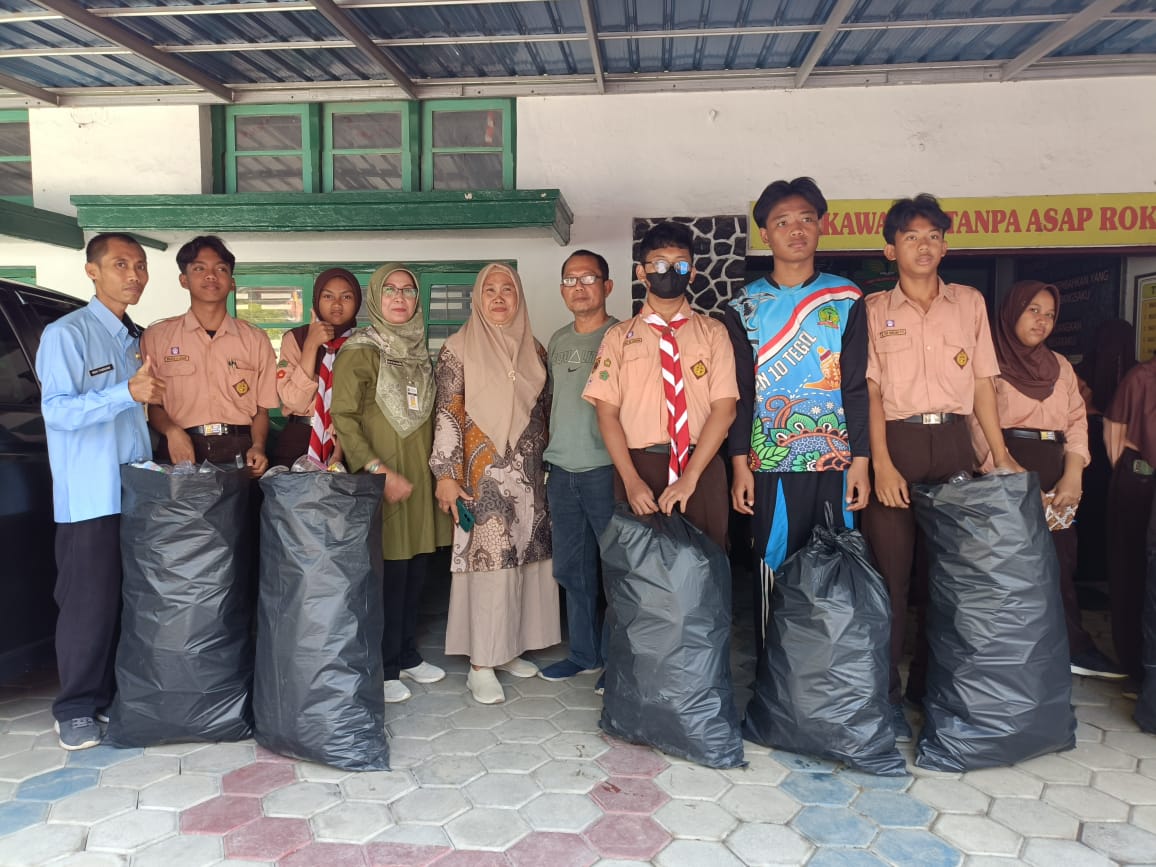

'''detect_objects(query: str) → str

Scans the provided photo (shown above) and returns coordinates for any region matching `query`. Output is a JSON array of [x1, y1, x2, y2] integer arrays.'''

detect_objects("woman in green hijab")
[[332, 263, 452, 704]]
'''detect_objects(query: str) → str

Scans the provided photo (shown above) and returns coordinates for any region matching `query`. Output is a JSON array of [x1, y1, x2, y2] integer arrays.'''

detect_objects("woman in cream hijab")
[[332, 264, 451, 704], [430, 262, 558, 704]]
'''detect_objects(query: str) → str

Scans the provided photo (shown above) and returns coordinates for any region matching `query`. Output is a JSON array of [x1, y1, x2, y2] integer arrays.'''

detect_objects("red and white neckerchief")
[[307, 333, 350, 466], [644, 312, 690, 484]]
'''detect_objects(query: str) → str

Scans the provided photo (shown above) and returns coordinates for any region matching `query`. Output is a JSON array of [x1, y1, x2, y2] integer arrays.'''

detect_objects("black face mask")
[[646, 269, 691, 299]]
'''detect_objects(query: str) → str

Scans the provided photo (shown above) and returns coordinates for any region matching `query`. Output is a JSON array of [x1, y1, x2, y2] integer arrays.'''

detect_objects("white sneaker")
[[383, 680, 412, 703], [495, 657, 538, 678], [401, 661, 446, 684], [467, 667, 505, 704]]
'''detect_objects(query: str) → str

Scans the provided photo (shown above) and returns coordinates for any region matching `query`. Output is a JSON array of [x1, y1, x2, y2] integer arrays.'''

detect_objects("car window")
[[0, 310, 37, 406], [24, 295, 78, 330]]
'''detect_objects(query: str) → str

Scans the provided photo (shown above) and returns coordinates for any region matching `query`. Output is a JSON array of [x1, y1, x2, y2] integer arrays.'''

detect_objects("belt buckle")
[[1040, 430, 1057, 441], [204, 423, 224, 436], [922, 413, 943, 425]]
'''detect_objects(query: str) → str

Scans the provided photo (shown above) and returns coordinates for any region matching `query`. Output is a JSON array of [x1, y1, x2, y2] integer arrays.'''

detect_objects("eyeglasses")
[[561, 274, 603, 287], [646, 259, 691, 276], [383, 285, 418, 299]]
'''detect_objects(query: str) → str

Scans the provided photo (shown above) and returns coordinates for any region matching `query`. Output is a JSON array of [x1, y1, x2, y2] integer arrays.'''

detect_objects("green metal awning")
[[71, 190, 574, 246], [0, 199, 167, 250]]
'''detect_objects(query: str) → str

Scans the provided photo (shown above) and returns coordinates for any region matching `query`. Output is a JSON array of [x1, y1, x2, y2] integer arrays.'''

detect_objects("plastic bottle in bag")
[[170, 461, 196, 476]]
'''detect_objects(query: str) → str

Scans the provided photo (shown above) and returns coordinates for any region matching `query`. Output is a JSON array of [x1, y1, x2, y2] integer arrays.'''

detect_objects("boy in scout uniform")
[[143, 235, 278, 475], [861, 194, 1022, 741], [582, 221, 738, 550]]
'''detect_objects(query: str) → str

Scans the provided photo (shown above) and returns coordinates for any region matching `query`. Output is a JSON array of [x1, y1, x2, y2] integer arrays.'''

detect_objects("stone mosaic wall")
[[631, 215, 748, 317]]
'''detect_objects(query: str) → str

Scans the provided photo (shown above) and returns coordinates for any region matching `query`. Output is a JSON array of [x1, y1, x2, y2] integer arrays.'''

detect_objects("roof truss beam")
[[0, 69, 59, 105], [795, 0, 856, 88], [577, 0, 604, 93], [30, 0, 234, 102], [1001, 0, 1129, 81], [306, 0, 418, 99]]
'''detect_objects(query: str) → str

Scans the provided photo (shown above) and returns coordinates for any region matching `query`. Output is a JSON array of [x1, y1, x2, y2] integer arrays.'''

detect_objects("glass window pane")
[[332, 112, 402, 150], [263, 327, 289, 358], [235, 156, 304, 193], [0, 313, 37, 406], [432, 110, 503, 148], [426, 323, 461, 357], [427, 282, 472, 322], [331, 154, 403, 191], [432, 153, 503, 190], [235, 114, 302, 151], [0, 123, 29, 158], [234, 286, 304, 324], [0, 162, 32, 197]]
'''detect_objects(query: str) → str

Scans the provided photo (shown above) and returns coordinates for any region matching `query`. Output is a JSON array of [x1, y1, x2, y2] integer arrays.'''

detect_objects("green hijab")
[[339, 263, 434, 437]]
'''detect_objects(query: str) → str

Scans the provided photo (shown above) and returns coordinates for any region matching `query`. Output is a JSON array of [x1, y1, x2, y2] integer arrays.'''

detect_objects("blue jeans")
[[546, 465, 615, 670]]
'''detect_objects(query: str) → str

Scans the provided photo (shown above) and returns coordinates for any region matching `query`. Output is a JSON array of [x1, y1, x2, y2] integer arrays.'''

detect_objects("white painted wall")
[[3, 77, 1155, 341]]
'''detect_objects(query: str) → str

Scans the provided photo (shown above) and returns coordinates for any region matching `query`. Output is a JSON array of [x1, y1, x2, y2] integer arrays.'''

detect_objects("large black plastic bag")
[[1135, 501, 1156, 732], [743, 515, 905, 775], [253, 471, 388, 771], [599, 506, 744, 769], [911, 472, 1075, 771], [107, 465, 253, 746]]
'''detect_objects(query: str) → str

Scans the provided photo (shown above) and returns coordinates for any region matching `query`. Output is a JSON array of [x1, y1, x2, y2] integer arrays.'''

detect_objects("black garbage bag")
[[253, 471, 389, 771], [912, 472, 1076, 771], [1134, 498, 1156, 733], [743, 513, 905, 775], [599, 506, 744, 769], [107, 465, 253, 746]]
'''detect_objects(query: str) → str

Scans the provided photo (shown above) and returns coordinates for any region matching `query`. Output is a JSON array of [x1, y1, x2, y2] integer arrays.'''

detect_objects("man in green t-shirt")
[[539, 250, 619, 693]]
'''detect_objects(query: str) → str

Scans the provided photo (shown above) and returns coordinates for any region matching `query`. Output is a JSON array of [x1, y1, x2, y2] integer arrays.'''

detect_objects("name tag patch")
[[878, 329, 906, 338], [164, 354, 190, 363], [623, 338, 643, 347], [88, 364, 113, 377]]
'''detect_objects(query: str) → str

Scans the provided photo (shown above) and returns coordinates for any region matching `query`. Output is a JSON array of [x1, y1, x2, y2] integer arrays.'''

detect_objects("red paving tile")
[[280, 842, 369, 867], [365, 842, 452, 867], [255, 745, 299, 764], [224, 816, 313, 861], [222, 761, 298, 796], [429, 852, 511, 867], [179, 794, 263, 834], [594, 745, 670, 778], [505, 832, 596, 867], [590, 776, 670, 814], [583, 813, 671, 861]]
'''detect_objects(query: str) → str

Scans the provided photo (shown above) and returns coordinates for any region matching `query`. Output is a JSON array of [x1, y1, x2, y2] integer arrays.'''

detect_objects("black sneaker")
[[1070, 648, 1128, 681], [55, 717, 102, 751], [891, 702, 913, 743]]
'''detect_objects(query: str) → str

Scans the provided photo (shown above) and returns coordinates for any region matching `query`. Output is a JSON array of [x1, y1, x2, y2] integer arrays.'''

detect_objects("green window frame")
[[0, 266, 36, 286], [222, 104, 320, 194], [421, 99, 516, 192], [0, 110, 32, 206], [322, 102, 419, 193]]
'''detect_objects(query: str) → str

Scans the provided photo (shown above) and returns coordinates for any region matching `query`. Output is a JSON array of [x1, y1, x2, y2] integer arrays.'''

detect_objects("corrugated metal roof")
[[0, 0, 1153, 106]]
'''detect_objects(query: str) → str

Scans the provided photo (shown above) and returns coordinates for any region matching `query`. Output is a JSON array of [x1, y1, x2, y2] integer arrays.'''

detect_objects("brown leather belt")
[[900, 413, 960, 425], [1005, 427, 1066, 445], [185, 424, 251, 437], [287, 415, 313, 426]]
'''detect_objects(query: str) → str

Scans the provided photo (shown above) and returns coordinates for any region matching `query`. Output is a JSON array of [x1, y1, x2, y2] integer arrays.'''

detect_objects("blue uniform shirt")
[[36, 296, 151, 523]]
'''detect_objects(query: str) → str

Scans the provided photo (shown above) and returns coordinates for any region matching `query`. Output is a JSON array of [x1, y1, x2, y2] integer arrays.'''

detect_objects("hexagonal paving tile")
[[772, 751, 841, 773], [780, 771, 857, 806], [279, 841, 371, 867], [583, 813, 671, 861], [0, 822, 86, 864], [129, 833, 223, 867], [363, 840, 451, 866], [47, 785, 137, 824], [415, 755, 488, 787], [15, 766, 100, 801], [590, 776, 670, 814], [479, 743, 550, 774], [406, 692, 470, 717], [311, 800, 394, 843], [492, 718, 560, 744], [654, 798, 737, 841], [718, 782, 801, 823], [45, 853, 126, 867], [551, 709, 603, 733], [807, 850, 890, 867], [220, 760, 296, 796], [962, 767, 1044, 799], [86, 807, 176, 852], [792, 805, 877, 847], [138, 772, 219, 810], [464, 772, 543, 808], [1064, 742, 1137, 771], [1075, 703, 1141, 732], [835, 770, 912, 792], [1014, 754, 1092, 785], [1021, 838, 1114, 867], [340, 770, 418, 804], [179, 743, 256, 774], [450, 706, 507, 731], [99, 756, 180, 789], [66, 745, 143, 769], [1135, 804, 1156, 835], [387, 737, 435, 769], [223, 815, 313, 861], [1043, 784, 1130, 821], [505, 698, 566, 720], [0, 800, 47, 837], [871, 828, 962, 867], [532, 759, 607, 794], [988, 797, 1080, 838], [593, 744, 666, 776], [0, 749, 66, 781], [933, 814, 1023, 857], [546, 733, 612, 762], [429, 729, 499, 756], [1075, 721, 1104, 743], [392, 787, 471, 824], [725, 822, 814, 866], [445, 806, 531, 850], [1081, 820, 1156, 862], [179, 793, 264, 834], [1092, 769, 1156, 804], [854, 790, 935, 828], [656, 839, 746, 866], [505, 831, 596, 867], [654, 764, 731, 801], [909, 779, 990, 814], [263, 780, 343, 817], [721, 751, 788, 787], [388, 714, 453, 740], [520, 792, 602, 833]]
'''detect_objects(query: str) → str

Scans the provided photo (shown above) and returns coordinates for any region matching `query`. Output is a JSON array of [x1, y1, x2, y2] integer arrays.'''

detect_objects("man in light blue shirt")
[[36, 233, 164, 750]]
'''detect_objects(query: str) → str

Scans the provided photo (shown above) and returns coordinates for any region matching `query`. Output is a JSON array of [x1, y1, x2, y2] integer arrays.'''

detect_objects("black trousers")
[[614, 449, 729, 551], [1106, 448, 1156, 679], [53, 516, 121, 722], [382, 553, 429, 680]]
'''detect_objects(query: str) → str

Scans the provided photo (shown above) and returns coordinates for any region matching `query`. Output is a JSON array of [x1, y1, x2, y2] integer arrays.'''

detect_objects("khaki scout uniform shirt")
[[142, 310, 278, 428], [276, 332, 319, 417], [865, 281, 999, 421], [582, 300, 738, 449]]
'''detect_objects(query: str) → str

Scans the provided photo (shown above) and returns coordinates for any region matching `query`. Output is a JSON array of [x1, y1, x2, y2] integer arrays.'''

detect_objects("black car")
[[0, 278, 85, 680]]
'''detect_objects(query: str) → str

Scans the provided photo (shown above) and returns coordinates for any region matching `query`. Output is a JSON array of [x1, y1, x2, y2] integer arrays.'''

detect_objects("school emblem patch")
[[691, 360, 708, 379], [954, 349, 969, 368], [599, 370, 609, 381], [234, 379, 250, 396]]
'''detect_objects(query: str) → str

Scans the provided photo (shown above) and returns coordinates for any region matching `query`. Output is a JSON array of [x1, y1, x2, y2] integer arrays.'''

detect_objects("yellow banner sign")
[[747, 193, 1156, 252]]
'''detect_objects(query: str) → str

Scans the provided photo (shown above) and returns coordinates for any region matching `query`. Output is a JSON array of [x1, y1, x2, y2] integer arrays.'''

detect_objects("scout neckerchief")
[[308, 331, 351, 465], [644, 311, 690, 483]]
